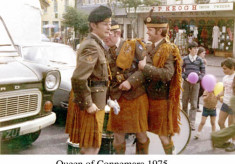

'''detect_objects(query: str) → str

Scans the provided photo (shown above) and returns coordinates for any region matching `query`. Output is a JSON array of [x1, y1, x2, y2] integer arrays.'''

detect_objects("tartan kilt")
[[107, 93, 149, 133], [148, 99, 170, 136], [65, 91, 105, 148]]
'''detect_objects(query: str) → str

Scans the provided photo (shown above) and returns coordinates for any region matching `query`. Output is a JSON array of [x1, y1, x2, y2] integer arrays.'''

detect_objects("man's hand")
[[119, 80, 131, 91], [138, 56, 147, 70], [87, 103, 99, 114]]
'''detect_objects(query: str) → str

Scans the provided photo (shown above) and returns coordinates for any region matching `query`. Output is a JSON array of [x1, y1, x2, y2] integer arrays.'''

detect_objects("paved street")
[[1, 55, 235, 155]]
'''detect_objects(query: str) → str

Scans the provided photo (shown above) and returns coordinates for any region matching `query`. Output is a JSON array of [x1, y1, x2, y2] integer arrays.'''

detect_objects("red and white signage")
[[129, 3, 233, 13]]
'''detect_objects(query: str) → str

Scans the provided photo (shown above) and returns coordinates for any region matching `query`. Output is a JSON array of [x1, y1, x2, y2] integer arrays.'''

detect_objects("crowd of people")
[[64, 5, 235, 154]]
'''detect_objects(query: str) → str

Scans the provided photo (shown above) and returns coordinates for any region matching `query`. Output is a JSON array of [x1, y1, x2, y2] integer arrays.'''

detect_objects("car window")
[[22, 45, 76, 66]]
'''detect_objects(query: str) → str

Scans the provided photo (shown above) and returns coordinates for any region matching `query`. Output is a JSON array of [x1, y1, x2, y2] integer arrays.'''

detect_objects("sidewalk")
[[206, 54, 228, 67]]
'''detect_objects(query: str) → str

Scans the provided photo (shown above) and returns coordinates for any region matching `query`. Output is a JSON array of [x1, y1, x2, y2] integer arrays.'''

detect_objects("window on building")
[[175, 0, 183, 4], [42, 21, 49, 37], [77, 0, 83, 5], [65, 0, 69, 11], [196, 0, 210, 3], [158, 0, 167, 5], [54, 0, 58, 13], [51, 21, 59, 37], [53, 21, 59, 33], [43, 7, 47, 14], [84, 0, 88, 4], [219, 0, 228, 2]]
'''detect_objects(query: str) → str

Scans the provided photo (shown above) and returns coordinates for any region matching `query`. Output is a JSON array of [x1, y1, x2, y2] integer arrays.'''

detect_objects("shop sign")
[[154, 10, 235, 18], [129, 3, 233, 13]]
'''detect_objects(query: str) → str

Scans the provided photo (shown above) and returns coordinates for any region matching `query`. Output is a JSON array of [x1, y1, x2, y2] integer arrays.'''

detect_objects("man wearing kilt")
[[138, 9, 182, 154], [65, 5, 112, 154], [104, 20, 149, 154]]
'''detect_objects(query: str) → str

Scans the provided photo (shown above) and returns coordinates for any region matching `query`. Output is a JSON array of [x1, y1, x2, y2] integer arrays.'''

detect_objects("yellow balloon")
[[214, 82, 223, 96]]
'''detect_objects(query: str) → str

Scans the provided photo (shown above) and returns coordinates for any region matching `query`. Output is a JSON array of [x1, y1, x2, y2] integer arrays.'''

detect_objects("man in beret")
[[104, 20, 149, 154], [65, 5, 112, 154], [138, 9, 182, 154]]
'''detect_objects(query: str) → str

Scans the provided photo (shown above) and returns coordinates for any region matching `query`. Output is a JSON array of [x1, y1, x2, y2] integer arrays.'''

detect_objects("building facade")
[[113, 0, 235, 57], [41, 0, 76, 38]]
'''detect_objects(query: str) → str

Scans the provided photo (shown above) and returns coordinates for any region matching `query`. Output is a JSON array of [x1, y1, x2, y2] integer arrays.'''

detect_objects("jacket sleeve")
[[142, 54, 175, 82], [71, 44, 98, 110], [127, 41, 146, 89]]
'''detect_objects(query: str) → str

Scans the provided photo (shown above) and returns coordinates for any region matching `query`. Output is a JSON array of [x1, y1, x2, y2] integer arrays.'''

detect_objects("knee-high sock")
[[113, 142, 126, 154], [136, 137, 150, 154], [163, 141, 174, 154]]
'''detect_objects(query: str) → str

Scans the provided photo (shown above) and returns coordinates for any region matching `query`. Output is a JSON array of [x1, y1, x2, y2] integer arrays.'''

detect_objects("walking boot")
[[113, 142, 126, 154], [163, 141, 175, 154], [136, 137, 150, 154]]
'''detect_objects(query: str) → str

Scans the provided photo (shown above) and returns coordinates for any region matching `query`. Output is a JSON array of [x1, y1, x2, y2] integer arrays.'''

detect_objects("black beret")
[[111, 20, 120, 30], [88, 5, 112, 23], [144, 16, 168, 28]]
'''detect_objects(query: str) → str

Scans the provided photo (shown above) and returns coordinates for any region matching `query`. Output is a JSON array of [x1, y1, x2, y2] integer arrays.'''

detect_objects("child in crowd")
[[198, 47, 207, 66], [197, 47, 207, 112], [182, 41, 206, 130], [194, 90, 217, 139], [188, 32, 194, 44], [217, 58, 235, 130], [215, 58, 235, 151], [211, 76, 235, 152]]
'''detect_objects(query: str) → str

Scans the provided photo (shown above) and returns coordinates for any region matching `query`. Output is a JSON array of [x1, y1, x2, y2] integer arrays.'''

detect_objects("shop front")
[[133, 2, 235, 57]]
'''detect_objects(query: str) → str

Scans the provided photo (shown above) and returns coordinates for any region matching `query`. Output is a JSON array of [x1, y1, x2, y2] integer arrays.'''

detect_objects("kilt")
[[107, 93, 148, 133], [65, 91, 105, 148], [148, 99, 170, 136]]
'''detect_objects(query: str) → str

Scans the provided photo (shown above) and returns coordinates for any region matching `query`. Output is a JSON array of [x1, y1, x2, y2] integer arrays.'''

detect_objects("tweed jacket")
[[71, 33, 109, 110], [143, 39, 175, 100], [107, 39, 146, 100]]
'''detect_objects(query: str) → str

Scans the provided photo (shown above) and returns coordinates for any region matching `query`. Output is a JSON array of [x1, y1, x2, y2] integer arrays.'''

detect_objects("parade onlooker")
[[216, 58, 235, 130], [138, 11, 182, 154], [104, 20, 149, 154], [211, 75, 235, 151], [214, 58, 235, 151], [197, 47, 207, 112], [182, 41, 206, 130], [194, 90, 218, 139], [65, 5, 112, 154], [188, 32, 194, 44]]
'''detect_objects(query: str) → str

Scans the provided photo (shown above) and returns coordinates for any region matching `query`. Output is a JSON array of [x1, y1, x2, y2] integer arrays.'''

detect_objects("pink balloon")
[[188, 72, 199, 84], [201, 74, 217, 92]]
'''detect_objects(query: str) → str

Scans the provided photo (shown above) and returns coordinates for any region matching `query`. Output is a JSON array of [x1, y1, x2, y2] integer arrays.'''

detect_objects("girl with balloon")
[[197, 47, 207, 112]]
